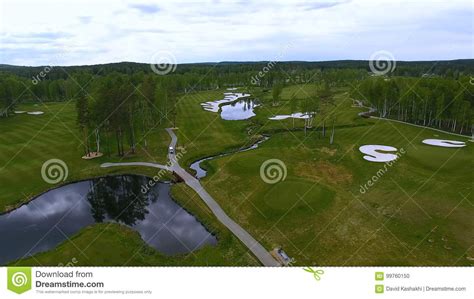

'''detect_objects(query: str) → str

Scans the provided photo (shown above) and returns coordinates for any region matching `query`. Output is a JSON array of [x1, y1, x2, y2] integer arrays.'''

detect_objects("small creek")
[[190, 136, 270, 179]]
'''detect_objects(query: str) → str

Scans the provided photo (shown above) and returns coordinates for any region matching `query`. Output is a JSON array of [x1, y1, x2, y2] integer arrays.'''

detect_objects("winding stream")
[[190, 136, 270, 179]]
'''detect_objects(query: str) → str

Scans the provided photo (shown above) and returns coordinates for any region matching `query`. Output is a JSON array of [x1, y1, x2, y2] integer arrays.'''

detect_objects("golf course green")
[[2, 84, 473, 266]]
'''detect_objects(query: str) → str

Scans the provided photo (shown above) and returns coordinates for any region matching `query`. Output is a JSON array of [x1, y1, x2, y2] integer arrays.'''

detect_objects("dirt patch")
[[82, 152, 103, 159], [319, 147, 337, 156], [296, 160, 352, 185]]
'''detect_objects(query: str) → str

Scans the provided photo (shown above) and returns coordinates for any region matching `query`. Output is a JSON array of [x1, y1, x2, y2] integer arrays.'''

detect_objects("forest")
[[354, 76, 474, 135], [1, 59, 473, 156]]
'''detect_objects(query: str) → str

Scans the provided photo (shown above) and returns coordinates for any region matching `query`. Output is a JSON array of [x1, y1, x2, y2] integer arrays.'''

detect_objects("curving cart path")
[[101, 128, 280, 267]]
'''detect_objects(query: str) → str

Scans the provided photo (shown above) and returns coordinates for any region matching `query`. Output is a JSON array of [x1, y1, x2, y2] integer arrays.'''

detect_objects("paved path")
[[101, 128, 280, 266], [166, 128, 279, 266]]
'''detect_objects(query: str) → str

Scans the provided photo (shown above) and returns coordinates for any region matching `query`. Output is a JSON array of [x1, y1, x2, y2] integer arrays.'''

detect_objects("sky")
[[0, 0, 472, 66]]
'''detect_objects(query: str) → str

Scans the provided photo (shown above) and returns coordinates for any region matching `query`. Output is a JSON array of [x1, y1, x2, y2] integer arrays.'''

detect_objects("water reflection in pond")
[[0, 175, 216, 265], [220, 99, 259, 120], [200, 92, 250, 113]]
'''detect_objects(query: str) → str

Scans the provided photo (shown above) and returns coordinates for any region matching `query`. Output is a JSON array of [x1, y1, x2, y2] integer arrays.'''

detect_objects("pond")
[[0, 175, 217, 265], [200, 92, 250, 113], [200, 92, 259, 120], [220, 98, 259, 120]]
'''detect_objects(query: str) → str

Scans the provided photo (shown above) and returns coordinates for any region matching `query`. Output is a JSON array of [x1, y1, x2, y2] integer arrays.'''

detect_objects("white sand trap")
[[14, 111, 26, 114], [226, 87, 238, 91], [269, 112, 312, 120], [201, 92, 250, 113], [422, 139, 466, 148], [359, 145, 399, 162], [27, 111, 44, 115]]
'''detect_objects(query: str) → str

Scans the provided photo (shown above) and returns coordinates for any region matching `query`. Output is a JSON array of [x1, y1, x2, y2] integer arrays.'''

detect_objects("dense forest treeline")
[[353, 76, 474, 135], [1, 59, 473, 110], [75, 73, 178, 157], [1, 60, 473, 155], [1, 59, 474, 79]]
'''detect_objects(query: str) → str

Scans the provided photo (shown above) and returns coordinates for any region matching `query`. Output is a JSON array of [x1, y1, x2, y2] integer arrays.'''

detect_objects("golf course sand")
[[269, 112, 312, 120], [359, 144, 399, 162], [422, 139, 466, 148]]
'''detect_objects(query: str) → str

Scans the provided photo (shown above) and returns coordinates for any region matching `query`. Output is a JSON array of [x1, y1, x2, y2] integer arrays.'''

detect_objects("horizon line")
[[1, 58, 474, 68]]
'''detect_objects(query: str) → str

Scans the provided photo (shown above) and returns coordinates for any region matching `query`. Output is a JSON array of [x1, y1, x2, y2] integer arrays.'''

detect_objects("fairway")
[[0, 102, 263, 266], [0, 102, 171, 212], [1, 84, 472, 267], [262, 180, 335, 213], [0, 76, 472, 268], [175, 90, 254, 167], [173, 86, 474, 266]]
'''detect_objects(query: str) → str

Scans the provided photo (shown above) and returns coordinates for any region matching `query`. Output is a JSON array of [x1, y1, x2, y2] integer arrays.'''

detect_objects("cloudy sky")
[[0, 0, 472, 66]]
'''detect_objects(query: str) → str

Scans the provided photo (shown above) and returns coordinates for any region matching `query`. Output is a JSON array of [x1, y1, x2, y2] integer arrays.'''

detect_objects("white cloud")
[[0, 0, 472, 65]]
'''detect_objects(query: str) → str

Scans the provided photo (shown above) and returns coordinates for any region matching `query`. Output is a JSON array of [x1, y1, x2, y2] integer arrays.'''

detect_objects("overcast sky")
[[0, 0, 472, 66]]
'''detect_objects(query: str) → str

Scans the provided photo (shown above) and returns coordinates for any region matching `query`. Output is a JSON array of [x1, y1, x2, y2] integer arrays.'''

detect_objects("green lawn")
[[176, 85, 474, 266], [3, 84, 473, 266], [2, 100, 259, 266], [0, 102, 171, 213], [174, 89, 258, 168]]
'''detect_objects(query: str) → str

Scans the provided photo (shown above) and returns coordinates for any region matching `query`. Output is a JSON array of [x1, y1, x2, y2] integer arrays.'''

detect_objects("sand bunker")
[[15, 111, 44, 115], [269, 112, 312, 120], [422, 139, 466, 148], [359, 145, 399, 162], [201, 92, 250, 113]]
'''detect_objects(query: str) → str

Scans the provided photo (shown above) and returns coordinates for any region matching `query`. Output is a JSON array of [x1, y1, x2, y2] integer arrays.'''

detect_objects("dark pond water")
[[190, 136, 270, 179], [220, 99, 259, 120], [0, 175, 216, 265]]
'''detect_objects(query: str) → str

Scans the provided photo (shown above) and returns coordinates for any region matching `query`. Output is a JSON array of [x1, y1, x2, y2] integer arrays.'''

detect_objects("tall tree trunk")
[[95, 129, 100, 153], [82, 128, 89, 156], [116, 130, 121, 156], [330, 119, 336, 145]]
